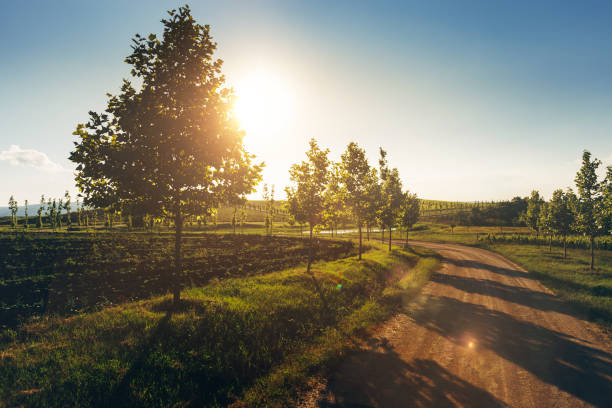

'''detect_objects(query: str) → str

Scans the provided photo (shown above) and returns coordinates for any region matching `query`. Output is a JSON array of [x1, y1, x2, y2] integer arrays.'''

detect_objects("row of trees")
[[6, 192, 80, 230], [522, 150, 611, 268], [284, 139, 420, 276]]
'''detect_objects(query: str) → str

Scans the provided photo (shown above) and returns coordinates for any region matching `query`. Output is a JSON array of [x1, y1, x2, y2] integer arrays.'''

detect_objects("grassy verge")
[[0, 243, 438, 407]]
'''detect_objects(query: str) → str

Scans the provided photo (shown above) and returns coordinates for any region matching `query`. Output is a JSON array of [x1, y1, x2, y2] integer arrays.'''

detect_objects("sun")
[[233, 71, 293, 142]]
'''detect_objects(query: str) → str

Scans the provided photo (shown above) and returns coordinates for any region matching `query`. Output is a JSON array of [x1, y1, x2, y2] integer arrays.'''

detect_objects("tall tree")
[[70, 6, 262, 305], [549, 189, 576, 258], [401, 192, 420, 247], [37, 195, 45, 229], [285, 139, 330, 274], [8, 196, 18, 229], [339, 142, 378, 260], [574, 150, 602, 270]]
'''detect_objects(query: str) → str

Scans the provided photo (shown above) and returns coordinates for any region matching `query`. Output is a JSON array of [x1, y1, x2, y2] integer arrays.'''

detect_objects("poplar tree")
[[37, 195, 45, 229], [70, 6, 262, 305], [64, 191, 72, 227], [8, 196, 18, 229], [574, 150, 602, 270], [24, 200, 29, 229]]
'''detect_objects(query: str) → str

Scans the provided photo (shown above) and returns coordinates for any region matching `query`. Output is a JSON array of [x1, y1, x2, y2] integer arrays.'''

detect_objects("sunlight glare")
[[234, 71, 293, 142]]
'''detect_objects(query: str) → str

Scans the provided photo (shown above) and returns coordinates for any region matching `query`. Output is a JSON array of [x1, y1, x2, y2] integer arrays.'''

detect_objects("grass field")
[[0, 243, 439, 407]]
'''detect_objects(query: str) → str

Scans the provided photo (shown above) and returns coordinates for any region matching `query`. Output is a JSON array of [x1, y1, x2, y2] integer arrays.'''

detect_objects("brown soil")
[[305, 241, 612, 408]]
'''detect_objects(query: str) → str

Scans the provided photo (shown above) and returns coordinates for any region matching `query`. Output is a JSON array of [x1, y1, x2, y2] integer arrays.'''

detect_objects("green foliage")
[[523, 190, 544, 233], [285, 139, 330, 236], [70, 6, 262, 303], [8, 195, 17, 229]]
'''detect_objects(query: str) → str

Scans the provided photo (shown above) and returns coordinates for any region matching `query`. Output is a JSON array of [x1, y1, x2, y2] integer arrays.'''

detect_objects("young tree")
[[538, 201, 553, 252], [379, 166, 404, 251], [70, 6, 262, 305], [598, 166, 612, 235], [574, 150, 602, 270], [64, 191, 72, 227], [549, 189, 576, 259], [37, 195, 45, 229], [322, 163, 348, 237], [24, 200, 29, 229], [401, 192, 420, 247], [339, 142, 378, 260], [262, 184, 275, 235], [524, 190, 543, 237], [285, 139, 330, 274], [8, 196, 18, 229]]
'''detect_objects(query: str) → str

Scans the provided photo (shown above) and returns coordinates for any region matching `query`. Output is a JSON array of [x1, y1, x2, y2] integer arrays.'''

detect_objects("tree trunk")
[[307, 225, 314, 275], [174, 205, 183, 306], [563, 234, 567, 259], [549, 235, 552, 252], [358, 223, 363, 260], [404, 229, 409, 248], [590, 235, 594, 270], [388, 228, 392, 251]]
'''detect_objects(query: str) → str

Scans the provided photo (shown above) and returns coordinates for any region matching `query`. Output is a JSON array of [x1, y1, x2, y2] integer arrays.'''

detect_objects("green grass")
[[0, 242, 439, 407]]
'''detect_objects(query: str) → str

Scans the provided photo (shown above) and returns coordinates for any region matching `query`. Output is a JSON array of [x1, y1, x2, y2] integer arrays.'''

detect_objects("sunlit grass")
[[0, 242, 438, 407]]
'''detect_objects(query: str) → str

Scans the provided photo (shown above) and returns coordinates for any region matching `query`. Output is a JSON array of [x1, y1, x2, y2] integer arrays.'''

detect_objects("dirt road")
[[313, 241, 612, 407]]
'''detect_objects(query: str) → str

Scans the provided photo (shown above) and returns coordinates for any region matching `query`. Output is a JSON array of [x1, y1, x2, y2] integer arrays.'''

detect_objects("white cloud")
[[0, 145, 65, 172]]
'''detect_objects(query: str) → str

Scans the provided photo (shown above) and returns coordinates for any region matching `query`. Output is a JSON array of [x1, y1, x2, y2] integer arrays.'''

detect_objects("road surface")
[[310, 241, 612, 407]]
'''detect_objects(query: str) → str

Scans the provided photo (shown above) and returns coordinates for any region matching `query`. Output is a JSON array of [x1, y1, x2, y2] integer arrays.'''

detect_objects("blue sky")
[[1, 0, 611, 205]]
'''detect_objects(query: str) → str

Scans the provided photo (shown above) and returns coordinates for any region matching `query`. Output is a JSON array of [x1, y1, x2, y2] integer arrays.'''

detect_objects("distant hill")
[[0, 204, 44, 217]]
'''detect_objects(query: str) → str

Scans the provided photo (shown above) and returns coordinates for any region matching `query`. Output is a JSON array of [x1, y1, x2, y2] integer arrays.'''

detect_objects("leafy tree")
[[538, 201, 553, 251], [322, 163, 347, 237], [339, 142, 378, 260], [523, 190, 543, 237], [70, 6, 262, 305], [378, 166, 404, 251], [599, 166, 612, 235], [401, 192, 420, 247], [37, 195, 45, 228], [8, 196, 18, 229], [574, 150, 602, 270], [285, 139, 330, 274], [549, 189, 577, 258]]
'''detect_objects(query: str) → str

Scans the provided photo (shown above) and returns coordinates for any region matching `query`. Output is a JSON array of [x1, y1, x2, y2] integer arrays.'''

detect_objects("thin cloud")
[[0, 145, 65, 172]]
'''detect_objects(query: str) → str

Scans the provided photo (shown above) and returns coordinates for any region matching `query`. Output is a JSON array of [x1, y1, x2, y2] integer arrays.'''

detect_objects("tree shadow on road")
[[322, 346, 508, 407], [408, 295, 612, 407]]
